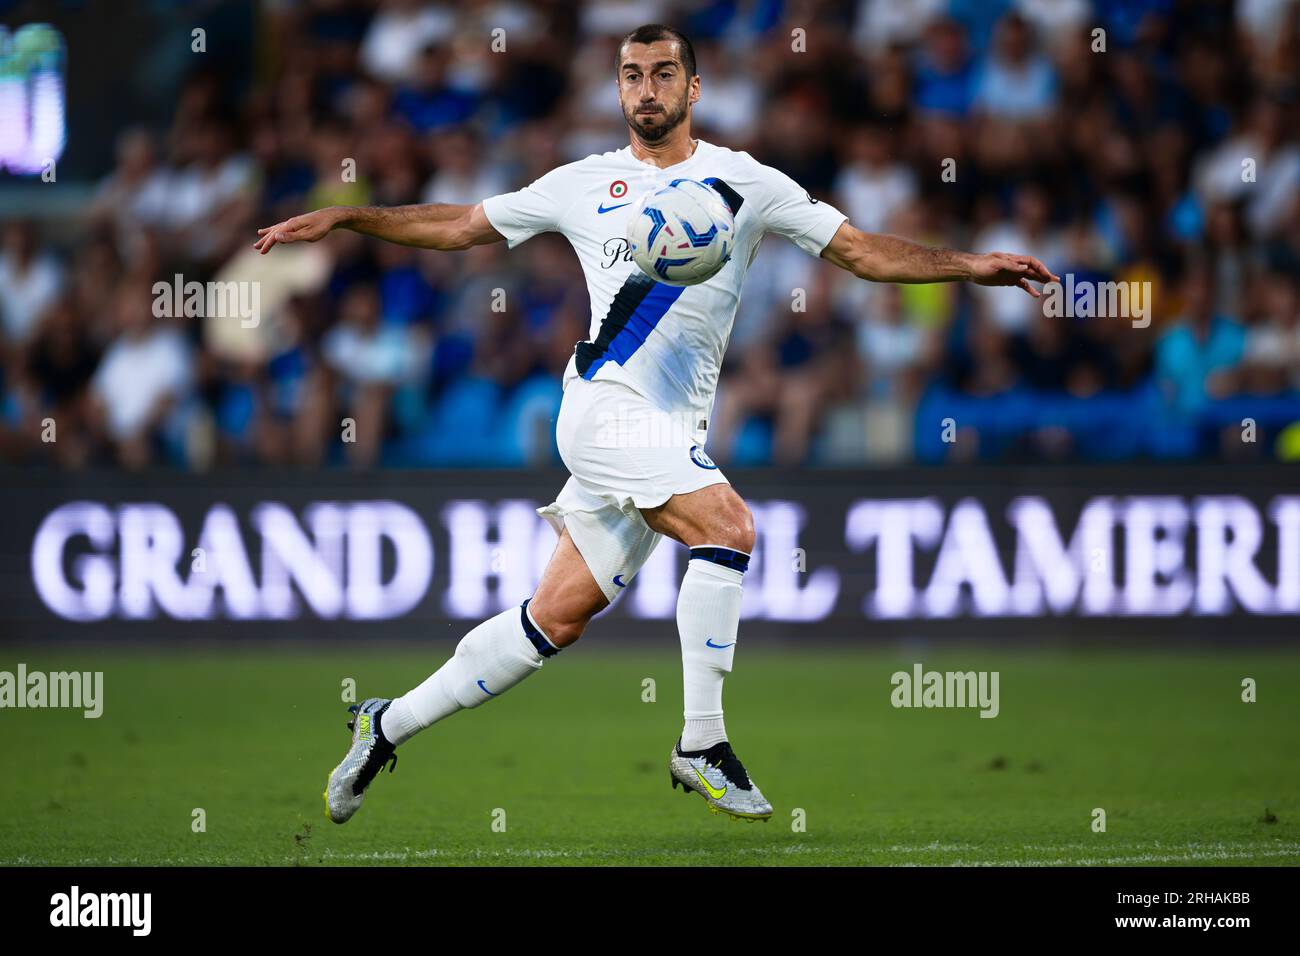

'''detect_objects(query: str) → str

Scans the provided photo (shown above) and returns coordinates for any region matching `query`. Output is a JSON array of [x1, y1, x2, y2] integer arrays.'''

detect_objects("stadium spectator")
[[973, 12, 1058, 121], [26, 297, 101, 468], [321, 281, 427, 466], [833, 122, 917, 235], [0, 220, 63, 347], [1155, 269, 1246, 419], [359, 0, 457, 85], [973, 182, 1065, 333], [87, 284, 195, 470], [1238, 270, 1300, 394]]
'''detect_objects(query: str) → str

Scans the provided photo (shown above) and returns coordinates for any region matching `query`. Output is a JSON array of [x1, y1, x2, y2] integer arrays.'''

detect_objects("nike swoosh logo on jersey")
[[613, 574, 628, 588], [476, 680, 498, 697], [692, 767, 727, 799], [705, 639, 735, 649], [596, 201, 632, 214]]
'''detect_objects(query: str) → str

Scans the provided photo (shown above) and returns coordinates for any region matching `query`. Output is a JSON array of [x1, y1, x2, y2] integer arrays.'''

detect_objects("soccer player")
[[255, 24, 1056, 824]]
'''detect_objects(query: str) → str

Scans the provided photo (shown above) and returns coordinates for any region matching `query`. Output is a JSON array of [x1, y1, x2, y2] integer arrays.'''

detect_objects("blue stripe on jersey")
[[580, 279, 685, 380], [701, 177, 744, 216]]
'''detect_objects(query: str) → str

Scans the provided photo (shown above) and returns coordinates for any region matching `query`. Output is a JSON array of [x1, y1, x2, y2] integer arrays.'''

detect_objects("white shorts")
[[538, 376, 729, 602]]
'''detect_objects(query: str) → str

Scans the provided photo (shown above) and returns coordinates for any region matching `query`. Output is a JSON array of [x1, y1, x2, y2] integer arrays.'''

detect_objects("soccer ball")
[[628, 179, 734, 286]]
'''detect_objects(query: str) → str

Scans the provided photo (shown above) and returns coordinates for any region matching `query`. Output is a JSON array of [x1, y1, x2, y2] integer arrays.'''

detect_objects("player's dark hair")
[[617, 24, 697, 79]]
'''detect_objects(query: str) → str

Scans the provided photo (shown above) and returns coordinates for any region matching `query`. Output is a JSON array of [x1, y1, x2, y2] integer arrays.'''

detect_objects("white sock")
[[678, 546, 748, 751], [381, 601, 558, 746]]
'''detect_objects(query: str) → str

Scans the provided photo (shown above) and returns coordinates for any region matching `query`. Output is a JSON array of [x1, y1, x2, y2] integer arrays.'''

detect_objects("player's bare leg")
[[642, 484, 773, 821], [527, 528, 610, 648], [324, 529, 606, 823]]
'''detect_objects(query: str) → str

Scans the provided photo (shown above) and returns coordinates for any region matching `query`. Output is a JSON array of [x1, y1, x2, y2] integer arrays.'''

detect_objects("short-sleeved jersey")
[[482, 140, 848, 437]]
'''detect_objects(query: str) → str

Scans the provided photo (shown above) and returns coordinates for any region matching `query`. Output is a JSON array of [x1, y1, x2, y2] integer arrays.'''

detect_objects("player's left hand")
[[970, 252, 1058, 298], [253, 207, 341, 254]]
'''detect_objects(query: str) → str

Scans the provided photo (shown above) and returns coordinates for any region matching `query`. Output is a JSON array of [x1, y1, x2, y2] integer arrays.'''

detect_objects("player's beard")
[[625, 97, 688, 143]]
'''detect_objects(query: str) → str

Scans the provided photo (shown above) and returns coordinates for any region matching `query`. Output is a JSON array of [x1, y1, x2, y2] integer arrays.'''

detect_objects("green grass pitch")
[[2, 644, 1298, 866]]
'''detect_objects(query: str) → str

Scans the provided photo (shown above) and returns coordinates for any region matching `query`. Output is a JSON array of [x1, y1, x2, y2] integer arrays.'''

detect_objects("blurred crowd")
[[2, 0, 1300, 470]]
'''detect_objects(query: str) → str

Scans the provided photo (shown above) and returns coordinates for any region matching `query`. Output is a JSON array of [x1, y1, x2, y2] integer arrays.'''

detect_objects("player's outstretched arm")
[[820, 221, 1058, 298], [254, 202, 504, 255]]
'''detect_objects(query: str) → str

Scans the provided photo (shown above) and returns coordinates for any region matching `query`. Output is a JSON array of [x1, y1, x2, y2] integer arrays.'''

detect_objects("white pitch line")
[[316, 842, 1300, 864], [951, 847, 1300, 867], [881, 841, 1300, 855], [5, 841, 1298, 867]]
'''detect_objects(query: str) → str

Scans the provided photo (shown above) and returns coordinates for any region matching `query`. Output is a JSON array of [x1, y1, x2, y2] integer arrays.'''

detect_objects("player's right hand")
[[254, 208, 340, 254]]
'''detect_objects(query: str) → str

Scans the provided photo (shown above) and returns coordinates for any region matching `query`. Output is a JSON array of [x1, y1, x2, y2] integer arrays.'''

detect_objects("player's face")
[[617, 40, 697, 143]]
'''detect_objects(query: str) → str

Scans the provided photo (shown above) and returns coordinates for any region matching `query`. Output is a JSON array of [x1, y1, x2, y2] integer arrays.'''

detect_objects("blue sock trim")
[[689, 546, 750, 574], [520, 600, 560, 657]]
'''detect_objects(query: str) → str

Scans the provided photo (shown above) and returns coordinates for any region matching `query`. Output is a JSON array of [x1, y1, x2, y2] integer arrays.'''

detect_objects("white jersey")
[[481, 140, 848, 436]]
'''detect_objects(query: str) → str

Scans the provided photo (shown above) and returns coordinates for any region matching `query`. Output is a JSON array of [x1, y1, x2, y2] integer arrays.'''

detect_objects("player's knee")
[[546, 617, 588, 648], [705, 495, 755, 554], [528, 604, 591, 649]]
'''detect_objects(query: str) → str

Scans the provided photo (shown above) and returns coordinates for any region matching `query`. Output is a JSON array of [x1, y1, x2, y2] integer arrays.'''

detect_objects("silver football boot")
[[324, 697, 398, 824], [669, 738, 773, 822]]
